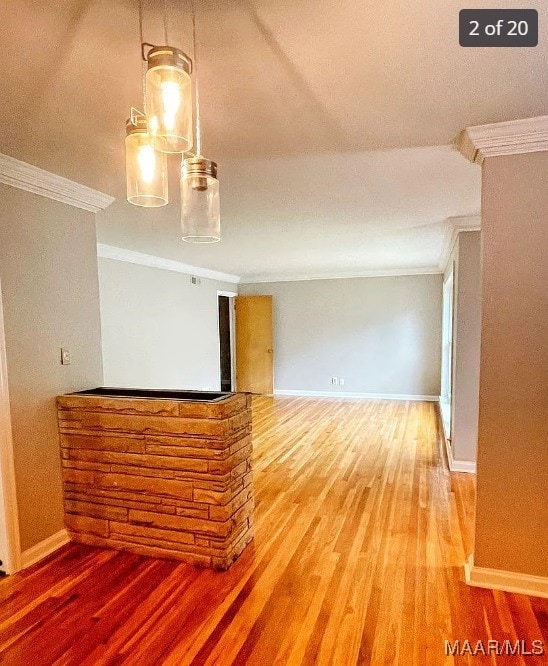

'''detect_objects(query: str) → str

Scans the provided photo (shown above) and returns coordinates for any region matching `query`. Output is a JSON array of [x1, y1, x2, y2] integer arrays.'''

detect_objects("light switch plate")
[[61, 348, 71, 365]]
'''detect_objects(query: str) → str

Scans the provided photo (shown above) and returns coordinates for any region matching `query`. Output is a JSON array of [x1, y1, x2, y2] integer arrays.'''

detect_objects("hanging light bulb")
[[125, 114, 168, 207], [181, 157, 220, 242], [145, 45, 193, 154]]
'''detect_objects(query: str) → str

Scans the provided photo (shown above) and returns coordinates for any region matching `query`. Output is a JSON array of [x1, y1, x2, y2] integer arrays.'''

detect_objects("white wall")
[[240, 274, 442, 397], [98, 258, 235, 391], [474, 151, 548, 578], [0, 186, 103, 551]]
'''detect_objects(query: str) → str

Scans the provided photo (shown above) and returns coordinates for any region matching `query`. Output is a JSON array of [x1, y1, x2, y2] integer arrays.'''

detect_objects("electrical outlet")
[[60, 348, 71, 365], [331, 377, 339, 385]]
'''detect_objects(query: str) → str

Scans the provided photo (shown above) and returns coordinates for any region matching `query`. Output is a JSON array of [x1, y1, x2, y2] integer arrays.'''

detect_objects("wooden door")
[[235, 295, 273, 394]]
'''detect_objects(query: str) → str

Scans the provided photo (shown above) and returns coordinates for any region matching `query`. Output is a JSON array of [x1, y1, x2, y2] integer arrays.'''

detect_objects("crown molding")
[[239, 266, 442, 284], [98, 246, 443, 286], [0, 153, 115, 212], [97, 244, 241, 284], [438, 215, 481, 271], [456, 115, 548, 165]]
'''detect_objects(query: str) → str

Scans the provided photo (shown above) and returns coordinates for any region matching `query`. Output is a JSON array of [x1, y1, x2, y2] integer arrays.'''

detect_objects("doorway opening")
[[0, 279, 21, 574], [217, 292, 237, 392], [440, 269, 454, 439]]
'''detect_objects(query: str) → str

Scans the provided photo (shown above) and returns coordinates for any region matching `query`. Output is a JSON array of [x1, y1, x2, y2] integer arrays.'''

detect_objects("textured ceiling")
[[1, 0, 546, 275]]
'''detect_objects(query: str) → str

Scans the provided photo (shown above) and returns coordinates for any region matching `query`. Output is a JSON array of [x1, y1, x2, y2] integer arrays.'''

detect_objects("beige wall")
[[444, 231, 481, 463], [98, 258, 235, 391], [240, 274, 442, 396], [0, 186, 103, 552], [475, 152, 548, 577]]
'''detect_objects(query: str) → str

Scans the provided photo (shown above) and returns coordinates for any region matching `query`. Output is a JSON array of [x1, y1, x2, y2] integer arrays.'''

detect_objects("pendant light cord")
[[163, 0, 169, 44], [138, 0, 147, 111], [191, 0, 202, 157], [138, 0, 144, 45]]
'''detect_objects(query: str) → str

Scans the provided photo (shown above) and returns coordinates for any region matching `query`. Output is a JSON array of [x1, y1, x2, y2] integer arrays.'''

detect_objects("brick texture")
[[57, 392, 254, 570]]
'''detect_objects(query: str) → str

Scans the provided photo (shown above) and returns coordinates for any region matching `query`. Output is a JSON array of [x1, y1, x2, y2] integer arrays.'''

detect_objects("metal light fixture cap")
[[125, 116, 148, 136], [146, 45, 192, 74], [183, 156, 218, 179]]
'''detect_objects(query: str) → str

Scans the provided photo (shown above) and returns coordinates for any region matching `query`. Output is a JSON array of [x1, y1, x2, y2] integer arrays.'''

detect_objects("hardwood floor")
[[1, 397, 546, 665]]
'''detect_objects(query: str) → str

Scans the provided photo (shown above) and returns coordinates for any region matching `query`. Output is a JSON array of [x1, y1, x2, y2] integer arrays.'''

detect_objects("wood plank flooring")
[[0, 397, 546, 665]]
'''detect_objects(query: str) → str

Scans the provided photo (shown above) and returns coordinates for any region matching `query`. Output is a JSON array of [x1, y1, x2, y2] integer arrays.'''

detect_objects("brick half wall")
[[56, 392, 254, 570]]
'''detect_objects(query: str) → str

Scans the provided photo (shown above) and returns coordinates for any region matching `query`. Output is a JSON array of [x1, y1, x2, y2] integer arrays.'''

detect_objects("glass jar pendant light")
[[125, 1, 170, 207], [126, 113, 168, 207], [144, 45, 193, 154], [181, 0, 221, 243], [181, 157, 220, 242]]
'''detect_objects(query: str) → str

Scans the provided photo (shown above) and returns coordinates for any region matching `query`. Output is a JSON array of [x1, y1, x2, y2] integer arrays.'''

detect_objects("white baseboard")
[[465, 555, 548, 599], [20, 529, 70, 570], [437, 398, 476, 473], [450, 458, 476, 473], [274, 390, 438, 401]]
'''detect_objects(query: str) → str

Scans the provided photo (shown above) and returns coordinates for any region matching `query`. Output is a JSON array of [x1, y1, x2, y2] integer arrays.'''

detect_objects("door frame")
[[0, 279, 21, 574], [217, 290, 237, 391]]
